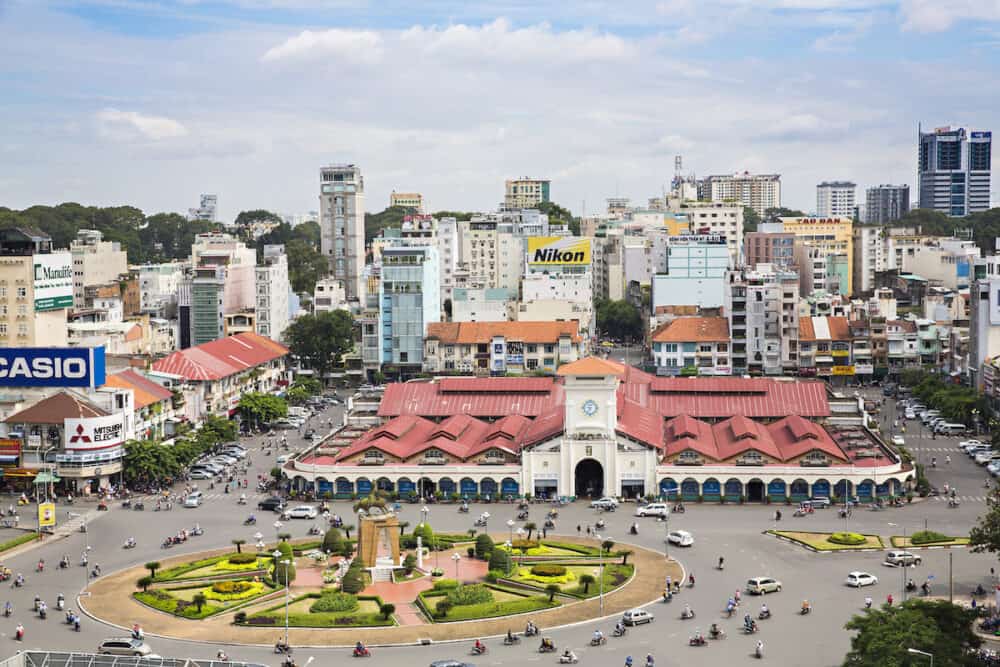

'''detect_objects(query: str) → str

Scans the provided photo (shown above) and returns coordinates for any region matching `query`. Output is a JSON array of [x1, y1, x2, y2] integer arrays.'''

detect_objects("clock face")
[[582, 399, 598, 417]]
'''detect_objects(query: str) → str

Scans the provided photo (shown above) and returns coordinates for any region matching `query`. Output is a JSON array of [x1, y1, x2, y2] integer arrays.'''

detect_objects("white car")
[[891, 435, 905, 447], [287, 505, 318, 519], [904, 410, 916, 420], [845, 571, 878, 587], [635, 503, 669, 518], [960, 439, 985, 450], [667, 530, 694, 547], [590, 497, 619, 511]]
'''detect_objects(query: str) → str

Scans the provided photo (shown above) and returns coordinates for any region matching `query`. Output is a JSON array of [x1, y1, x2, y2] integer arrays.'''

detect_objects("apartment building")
[[669, 201, 744, 261], [0, 228, 72, 347], [744, 232, 796, 269], [725, 265, 800, 376], [697, 172, 781, 216], [898, 238, 980, 289], [651, 316, 731, 376], [319, 164, 365, 300], [70, 230, 128, 309], [137, 262, 184, 318], [451, 287, 515, 322], [423, 321, 582, 374], [918, 126, 992, 216], [184, 233, 256, 347], [504, 177, 550, 210], [188, 194, 218, 222], [255, 245, 290, 342], [782, 216, 854, 296], [390, 191, 424, 213], [885, 319, 920, 374], [313, 278, 347, 315], [651, 238, 730, 312], [852, 225, 886, 295], [380, 245, 440, 378], [798, 316, 852, 378], [865, 185, 910, 223], [816, 181, 856, 218], [461, 219, 524, 293]]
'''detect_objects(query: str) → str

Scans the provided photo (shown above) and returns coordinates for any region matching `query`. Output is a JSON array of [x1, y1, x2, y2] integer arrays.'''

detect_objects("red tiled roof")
[[663, 416, 716, 458], [799, 316, 852, 342], [5, 391, 107, 425], [647, 378, 829, 418], [651, 317, 730, 343], [427, 321, 581, 344], [713, 417, 781, 460], [769, 415, 848, 461], [438, 377, 554, 393], [151, 332, 288, 381], [662, 414, 849, 463], [378, 380, 565, 418], [102, 370, 173, 409], [557, 357, 626, 376]]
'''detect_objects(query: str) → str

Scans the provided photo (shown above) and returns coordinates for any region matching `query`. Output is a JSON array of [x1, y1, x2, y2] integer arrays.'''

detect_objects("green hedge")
[[432, 578, 459, 591], [245, 593, 393, 628], [911, 530, 951, 545], [154, 556, 229, 581], [418, 585, 559, 622], [310, 592, 358, 613], [133, 590, 221, 619], [0, 533, 37, 554], [447, 584, 494, 606], [227, 553, 258, 565], [828, 532, 866, 546], [530, 564, 567, 577]]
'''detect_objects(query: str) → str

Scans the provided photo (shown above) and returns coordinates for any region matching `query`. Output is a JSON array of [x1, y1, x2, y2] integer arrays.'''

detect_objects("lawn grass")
[[418, 584, 560, 622], [244, 593, 394, 627], [890, 536, 970, 548], [134, 578, 274, 619], [0, 533, 37, 554], [769, 530, 884, 551], [506, 563, 633, 598]]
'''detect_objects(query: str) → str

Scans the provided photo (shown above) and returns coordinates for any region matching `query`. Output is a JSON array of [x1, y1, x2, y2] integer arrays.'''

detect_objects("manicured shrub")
[[228, 553, 258, 565], [447, 583, 494, 606], [310, 592, 358, 613], [340, 560, 365, 594], [911, 530, 951, 545], [435, 599, 453, 617], [485, 569, 504, 583], [233, 611, 247, 623], [412, 522, 435, 546], [204, 581, 265, 602], [432, 578, 459, 591], [212, 581, 254, 595], [322, 528, 344, 553], [475, 533, 494, 559], [403, 553, 417, 574], [488, 549, 511, 573], [827, 532, 866, 546], [271, 542, 296, 584], [530, 564, 567, 577], [511, 539, 539, 550]]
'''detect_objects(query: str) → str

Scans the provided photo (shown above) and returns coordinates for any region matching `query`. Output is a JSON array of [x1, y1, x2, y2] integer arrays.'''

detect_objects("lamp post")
[[504, 540, 512, 576], [888, 522, 909, 600], [68, 511, 90, 597], [664, 511, 670, 561], [907, 648, 933, 667], [420, 505, 429, 527], [594, 533, 607, 615], [516, 527, 526, 569], [506, 518, 515, 545], [273, 550, 291, 649], [274, 520, 283, 545], [481, 511, 490, 534], [451, 552, 461, 581]]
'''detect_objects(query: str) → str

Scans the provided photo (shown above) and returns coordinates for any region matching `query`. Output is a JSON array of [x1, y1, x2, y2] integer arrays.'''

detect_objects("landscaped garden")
[[768, 530, 885, 551], [134, 579, 274, 619], [416, 579, 560, 622], [890, 530, 970, 548], [240, 591, 395, 628]]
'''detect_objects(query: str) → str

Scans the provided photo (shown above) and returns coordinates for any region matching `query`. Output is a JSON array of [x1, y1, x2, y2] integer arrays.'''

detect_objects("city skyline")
[[2, 1, 1000, 220]]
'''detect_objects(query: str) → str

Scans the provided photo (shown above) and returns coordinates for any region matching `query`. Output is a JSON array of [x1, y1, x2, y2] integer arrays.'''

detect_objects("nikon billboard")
[[527, 236, 591, 266]]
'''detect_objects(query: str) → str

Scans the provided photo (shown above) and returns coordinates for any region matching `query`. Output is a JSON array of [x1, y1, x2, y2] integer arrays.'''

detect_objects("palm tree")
[[278, 532, 292, 542], [353, 491, 390, 514], [399, 521, 410, 536], [620, 549, 633, 566], [232, 539, 246, 554], [578, 574, 596, 594], [145, 561, 161, 578], [344, 524, 355, 540], [192, 592, 208, 614], [524, 522, 537, 541], [467, 528, 477, 538], [601, 540, 615, 555], [137, 576, 153, 592], [379, 603, 396, 620], [545, 583, 560, 602]]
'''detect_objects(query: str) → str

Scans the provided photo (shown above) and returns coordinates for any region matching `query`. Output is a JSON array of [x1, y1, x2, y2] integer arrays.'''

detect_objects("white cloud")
[[95, 108, 188, 140], [399, 18, 633, 65], [900, 0, 1000, 32], [812, 12, 874, 51], [261, 28, 383, 64]]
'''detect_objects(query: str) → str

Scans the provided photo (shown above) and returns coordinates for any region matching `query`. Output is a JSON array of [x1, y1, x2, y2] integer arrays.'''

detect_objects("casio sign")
[[0, 347, 106, 388]]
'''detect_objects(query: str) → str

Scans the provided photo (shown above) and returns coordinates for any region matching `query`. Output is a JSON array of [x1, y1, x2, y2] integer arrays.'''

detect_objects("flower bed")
[[214, 557, 270, 573], [769, 530, 884, 551], [204, 581, 266, 602], [134, 578, 273, 618], [417, 584, 559, 622], [242, 593, 393, 627], [134, 589, 221, 619]]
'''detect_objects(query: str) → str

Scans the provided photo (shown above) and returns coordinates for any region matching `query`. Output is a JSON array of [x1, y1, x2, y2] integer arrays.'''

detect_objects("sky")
[[2, 0, 1000, 222]]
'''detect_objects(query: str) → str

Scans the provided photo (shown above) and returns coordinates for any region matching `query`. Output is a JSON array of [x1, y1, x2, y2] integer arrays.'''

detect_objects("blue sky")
[[2, 0, 1000, 220]]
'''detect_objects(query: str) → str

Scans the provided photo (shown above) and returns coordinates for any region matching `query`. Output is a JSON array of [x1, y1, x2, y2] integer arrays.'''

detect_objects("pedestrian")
[[586, 525, 591, 535], [887, 593, 893, 607], [577, 524, 581, 535], [542, 526, 548, 538]]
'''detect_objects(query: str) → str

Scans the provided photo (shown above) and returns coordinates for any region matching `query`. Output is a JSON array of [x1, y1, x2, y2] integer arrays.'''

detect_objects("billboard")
[[0, 347, 105, 388], [64, 413, 125, 450], [33, 252, 73, 312], [527, 237, 591, 266], [38, 502, 56, 528]]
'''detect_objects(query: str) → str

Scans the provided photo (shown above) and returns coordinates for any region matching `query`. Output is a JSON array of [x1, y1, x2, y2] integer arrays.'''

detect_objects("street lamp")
[[503, 540, 513, 575], [506, 518, 515, 545], [451, 552, 461, 581], [68, 511, 90, 597], [273, 550, 291, 650], [515, 527, 526, 569], [481, 511, 490, 534], [663, 511, 670, 561], [888, 522, 909, 600], [907, 648, 933, 667], [420, 505, 429, 527], [274, 520, 283, 544], [594, 533, 608, 615]]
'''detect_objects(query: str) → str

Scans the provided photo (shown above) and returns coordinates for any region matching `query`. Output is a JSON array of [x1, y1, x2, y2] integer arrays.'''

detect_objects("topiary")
[[322, 528, 344, 554], [227, 553, 258, 565], [488, 548, 511, 573], [211, 580, 253, 594], [911, 530, 951, 545], [511, 538, 539, 550], [412, 522, 435, 547], [475, 533, 494, 559], [271, 541, 296, 584], [403, 553, 417, 574], [530, 564, 567, 577], [433, 578, 459, 591], [446, 583, 494, 606], [827, 532, 866, 545], [340, 559, 365, 594], [310, 592, 358, 613]]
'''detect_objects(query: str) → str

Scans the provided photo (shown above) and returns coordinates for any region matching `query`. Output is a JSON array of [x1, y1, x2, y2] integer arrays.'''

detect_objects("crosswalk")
[[133, 491, 273, 504], [931, 495, 989, 503], [906, 447, 963, 453]]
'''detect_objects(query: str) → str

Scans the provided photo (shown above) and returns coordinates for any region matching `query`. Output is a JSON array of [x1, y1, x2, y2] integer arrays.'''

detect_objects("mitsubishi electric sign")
[[64, 413, 125, 451], [33, 252, 73, 311], [0, 347, 106, 388]]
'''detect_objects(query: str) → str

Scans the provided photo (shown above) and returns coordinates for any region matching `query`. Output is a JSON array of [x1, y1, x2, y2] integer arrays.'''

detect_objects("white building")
[[698, 172, 781, 216], [651, 316, 732, 376], [188, 194, 218, 222], [725, 264, 801, 376], [651, 238, 730, 312], [137, 262, 185, 317], [898, 238, 981, 289], [460, 219, 524, 293], [255, 245, 290, 342], [852, 226, 886, 295], [451, 287, 515, 322], [313, 278, 347, 315], [70, 230, 129, 309], [669, 201, 744, 261], [319, 164, 365, 301], [816, 181, 856, 218]]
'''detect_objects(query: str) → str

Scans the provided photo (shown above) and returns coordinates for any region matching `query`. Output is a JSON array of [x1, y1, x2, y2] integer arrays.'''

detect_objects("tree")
[[399, 521, 410, 536], [764, 207, 805, 222], [970, 485, 1000, 556], [322, 527, 344, 554], [536, 201, 580, 235], [292, 377, 322, 396], [137, 575, 153, 592], [364, 205, 417, 243], [595, 299, 644, 342], [601, 540, 615, 554], [341, 559, 364, 594], [743, 206, 761, 233], [284, 310, 355, 377], [232, 539, 246, 554], [524, 522, 537, 540], [379, 602, 396, 620], [431, 211, 475, 222], [278, 532, 292, 542], [239, 393, 288, 428], [475, 533, 495, 559], [435, 598, 453, 618], [488, 548, 511, 574], [578, 573, 596, 594], [234, 209, 282, 229], [286, 238, 329, 294], [620, 550, 633, 566], [192, 592, 208, 613], [145, 561, 161, 578], [545, 583, 561, 602], [286, 386, 310, 406], [272, 542, 296, 584], [402, 553, 417, 574], [842, 599, 980, 666]]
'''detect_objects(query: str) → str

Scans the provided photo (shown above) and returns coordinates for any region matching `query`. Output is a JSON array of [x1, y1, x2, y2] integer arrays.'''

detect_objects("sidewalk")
[[81, 535, 681, 647]]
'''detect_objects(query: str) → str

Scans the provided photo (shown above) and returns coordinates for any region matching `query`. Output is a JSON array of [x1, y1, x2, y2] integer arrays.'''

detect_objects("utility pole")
[[948, 552, 953, 603]]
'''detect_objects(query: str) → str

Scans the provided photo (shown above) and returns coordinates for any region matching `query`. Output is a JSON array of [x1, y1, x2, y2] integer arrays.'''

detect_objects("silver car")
[[98, 638, 152, 656]]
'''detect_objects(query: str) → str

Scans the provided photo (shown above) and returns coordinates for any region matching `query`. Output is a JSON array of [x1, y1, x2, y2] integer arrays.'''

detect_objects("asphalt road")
[[0, 387, 997, 667]]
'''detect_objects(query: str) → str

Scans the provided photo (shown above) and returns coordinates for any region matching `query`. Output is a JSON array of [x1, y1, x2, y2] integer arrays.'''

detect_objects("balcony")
[[479, 455, 508, 466]]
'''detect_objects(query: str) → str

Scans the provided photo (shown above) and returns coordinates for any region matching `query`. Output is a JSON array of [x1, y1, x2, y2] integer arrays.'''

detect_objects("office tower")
[[697, 172, 781, 216], [320, 164, 365, 300], [816, 181, 856, 218], [865, 185, 910, 223], [379, 245, 440, 378], [918, 126, 991, 216]]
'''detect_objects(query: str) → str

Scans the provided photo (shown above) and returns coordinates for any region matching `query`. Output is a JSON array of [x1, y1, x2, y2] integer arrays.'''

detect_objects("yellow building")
[[0, 228, 72, 347], [780, 216, 854, 295], [389, 191, 424, 213]]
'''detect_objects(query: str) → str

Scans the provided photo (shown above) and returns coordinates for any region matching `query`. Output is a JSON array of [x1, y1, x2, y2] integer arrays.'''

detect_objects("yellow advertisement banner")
[[832, 365, 856, 376], [38, 501, 56, 528], [527, 237, 591, 265]]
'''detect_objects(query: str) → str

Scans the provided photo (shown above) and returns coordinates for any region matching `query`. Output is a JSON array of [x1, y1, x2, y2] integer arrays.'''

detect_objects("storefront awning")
[[0, 456, 17, 464], [33, 471, 60, 483], [1, 469, 36, 478]]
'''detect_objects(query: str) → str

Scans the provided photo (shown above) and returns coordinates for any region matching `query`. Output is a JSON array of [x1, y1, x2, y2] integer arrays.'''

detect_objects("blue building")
[[918, 125, 992, 217], [380, 245, 440, 378]]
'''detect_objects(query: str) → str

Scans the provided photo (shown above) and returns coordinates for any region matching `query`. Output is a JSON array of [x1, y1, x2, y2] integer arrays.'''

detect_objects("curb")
[[764, 531, 886, 554]]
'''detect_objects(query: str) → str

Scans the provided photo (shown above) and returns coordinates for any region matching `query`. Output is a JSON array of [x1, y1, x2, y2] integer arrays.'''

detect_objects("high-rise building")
[[184, 233, 257, 347], [188, 194, 218, 222], [852, 225, 886, 295], [0, 228, 72, 347], [918, 126, 992, 216], [504, 177, 550, 210], [780, 216, 854, 296], [69, 230, 128, 309], [379, 245, 440, 378], [725, 264, 800, 376], [697, 172, 781, 216], [816, 181, 856, 218], [389, 191, 424, 213], [865, 185, 910, 223], [319, 164, 365, 301], [255, 245, 290, 342]]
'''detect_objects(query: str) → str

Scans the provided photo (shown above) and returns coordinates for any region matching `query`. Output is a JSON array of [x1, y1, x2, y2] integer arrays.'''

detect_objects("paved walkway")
[[81, 535, 680, 647], [393, 603, 424, 626]]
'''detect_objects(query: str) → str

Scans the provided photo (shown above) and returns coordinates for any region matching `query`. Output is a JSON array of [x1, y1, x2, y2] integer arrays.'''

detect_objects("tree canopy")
[[536, 201, 580, 234], [238, 392, 287, 427], [764, 207, 806, 222], [365, 205, 417, 243], [743, 206, 761, 233], [234, 209, 283, 228], [284, 310, 355, 376], [595, 299, 644, 343], [123, 416, 236, 483], [250, 217, 328, 294], [842, 599, 980, 666]]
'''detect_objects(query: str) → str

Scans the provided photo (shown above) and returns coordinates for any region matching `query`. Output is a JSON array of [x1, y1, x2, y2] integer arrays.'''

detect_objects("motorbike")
[[352, 648, 371, 658], [123, 539, 137, 549], [38, 606, 47, 620], [612, 626, 627, 637], [689, 634, 707, 647], [58, 559, 69, 570], [949, 498, 961, 508], [524, 625, 540, 637], [672, 504, 685, 514], [800, 606, 811, 616], [905, 581, 917, 593], [709, 626, 725, 640], [559, 653, 579, 664], [308, 525, 321, 536], [56, 596, 64, 611], [162, 538, 174, 549], [458, 505, 470, 514], [237, 497, 247, 505], [14, 626, 23, 641], [503, 635, 520, 646], [590, 636, 606, 646], [121, 499, 131, 509], [517, 511, 529, 520], [274, 642, 292, 655], [538, 641, 556, 653], [471, 645, 487, 656], [743, 621, 758, 634], [544, 519, 555, 529], [755, 644, 764, 659], [758, 609, 771, 620], [244, 516, 257, 525], [133, 502, 144, 511], [662, 590, 673, 603], [681, 609, 695, 620], [191, 526, 204, 536], [474, 517, 488, 527]]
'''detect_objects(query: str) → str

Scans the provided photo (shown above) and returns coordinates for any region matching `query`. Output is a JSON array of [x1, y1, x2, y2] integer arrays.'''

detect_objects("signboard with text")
[[0, 347, 105, 388], [63, 413, 125, 450], [33, 252, 73, 311], [527, 237, 591, 266]]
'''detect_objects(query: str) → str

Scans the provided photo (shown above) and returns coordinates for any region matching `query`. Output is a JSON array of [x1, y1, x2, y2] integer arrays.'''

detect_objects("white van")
[[935, 422, 966, 435]]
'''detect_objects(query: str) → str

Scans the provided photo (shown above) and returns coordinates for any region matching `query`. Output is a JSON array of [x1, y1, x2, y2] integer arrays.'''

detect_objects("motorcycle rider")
[[354, 641, 366, 656], [864, 596, 873, 609], [759, 603, 769, 618], [645, 655, 654, 667], [709, 622, 722, 638], [615, 620, 625, 635], [561, 648, 577, 663], [593, 629, 604, 644], [801, 599, 811, 613], [756, 640, 764, 658], [683, 603, 693, 619], [473, 639, 485, 654]]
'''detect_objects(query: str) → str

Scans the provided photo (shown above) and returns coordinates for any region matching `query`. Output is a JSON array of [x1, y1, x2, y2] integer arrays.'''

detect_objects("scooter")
[[558, 653, 579, 664], [244, 517, 257, 526], [123, 539, 137, 549], [471, 645, 487, 656], [755, 644, 764, 659], [612, 626, 627, 637], [503, 635, 520, 646], [681, 609, 695, 620], [590, 636, 607, 646], [544, 519, 555, 529], [308, 525, 321, 536], [133, 502, 144, 511], [758, 609, 771, 620], [458, 505, 470, 514], [274, 642, 292, 655], [743, 621, 759, 634], [800, 606, 811, 616], [689, 634, 707, 647]]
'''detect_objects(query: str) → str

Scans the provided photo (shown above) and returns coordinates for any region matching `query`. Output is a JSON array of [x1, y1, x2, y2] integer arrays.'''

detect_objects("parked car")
[[904, 410, 916, 420], [746, 577, 782, 594], [590, 497, 619, 511], [885, 550, 922, 567], [189, 470, 213, 480], [635, 503, 669, 518], [845, 571, 878, 587], [430, 661, 475, 667], [960, 439, 986, 450], [807, 497, 831, 509], [622, 608, 655, 625], [98, 638, 152, 657], [183, 491, 204, 508], [258, 497, 285, 512], [667, 530, 694, 547], [891, 435, 905, 447], [287, 505, 318, 519], [272, 420, 297, 430]]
